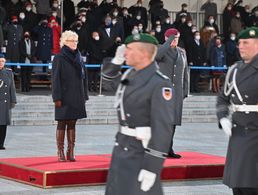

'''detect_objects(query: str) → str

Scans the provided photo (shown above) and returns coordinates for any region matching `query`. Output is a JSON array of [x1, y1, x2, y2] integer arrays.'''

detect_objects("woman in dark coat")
[[0, 53, 17, 150], [51, 30, 89, 162]]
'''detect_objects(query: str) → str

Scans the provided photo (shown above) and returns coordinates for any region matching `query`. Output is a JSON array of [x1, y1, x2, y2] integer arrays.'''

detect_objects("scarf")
[[61, 45, 85, 79]]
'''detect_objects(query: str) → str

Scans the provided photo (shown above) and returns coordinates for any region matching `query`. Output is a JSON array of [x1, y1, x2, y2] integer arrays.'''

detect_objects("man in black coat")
[[216, 27, 258, 195]]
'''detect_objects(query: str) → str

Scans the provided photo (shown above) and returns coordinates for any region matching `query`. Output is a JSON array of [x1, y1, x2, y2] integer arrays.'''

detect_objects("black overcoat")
[[51, 48, 89, 120]]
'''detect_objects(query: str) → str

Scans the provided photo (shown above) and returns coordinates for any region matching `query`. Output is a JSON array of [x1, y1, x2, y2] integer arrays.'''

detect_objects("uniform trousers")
[[0, 125, 7, 147], [168, 125, 176, 154], [233, 188, 258, 195]]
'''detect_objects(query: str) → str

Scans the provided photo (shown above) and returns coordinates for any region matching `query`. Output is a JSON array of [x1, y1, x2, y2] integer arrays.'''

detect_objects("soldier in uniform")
[[156, 28, 189, 158], [104, 33, 174, 195], [216, 27, 258, 195], [0, 53, 17, 150]]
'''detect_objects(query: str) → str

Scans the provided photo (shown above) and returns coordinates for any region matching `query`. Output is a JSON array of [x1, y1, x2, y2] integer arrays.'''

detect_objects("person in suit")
[[104, 33, 174, 195], [51, 30, 89, 162], [156, 28, 189, 158], [216, 27, 258, 195], [0, 53, 17, 150], [18, 31, 36, 92]]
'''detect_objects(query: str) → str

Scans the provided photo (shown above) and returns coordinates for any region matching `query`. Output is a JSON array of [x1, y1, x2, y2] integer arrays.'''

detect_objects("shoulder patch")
[[156, 70, 169, 80], [162, 87, 172, 100]]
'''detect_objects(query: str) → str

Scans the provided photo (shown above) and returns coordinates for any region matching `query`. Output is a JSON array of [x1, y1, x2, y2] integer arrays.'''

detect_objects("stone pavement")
[[0, 123, 232, 195]]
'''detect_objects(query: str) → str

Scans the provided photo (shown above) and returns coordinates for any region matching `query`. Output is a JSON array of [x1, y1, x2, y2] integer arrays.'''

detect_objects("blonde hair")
[[60, 30, 78, 48]]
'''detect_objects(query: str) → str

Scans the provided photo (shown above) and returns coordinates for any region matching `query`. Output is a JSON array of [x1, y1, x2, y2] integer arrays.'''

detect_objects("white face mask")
[[192, 28, 197, 33], [113, 12, 118, 16], [181, 18, 186, 23], [19, 13, 25, 19], [138, 25, 143, 30], [52, 12, 57, 17], [195, 35, 200, 40], [165, 19, 170, 24], [187, 22, 192, 27], [156, 27, 161, 33], [112, 20, 117, 25], [94, 36, 100, 41], [209, 19, 214, 24], [132, 28, 139, 35], [136, 15, 141, 20], [53, 3, 58, 8], [26, 7, 32, 12], [123, 11, 128, 15], [81, 17, 86, 23], [230, 36, 236, 41]]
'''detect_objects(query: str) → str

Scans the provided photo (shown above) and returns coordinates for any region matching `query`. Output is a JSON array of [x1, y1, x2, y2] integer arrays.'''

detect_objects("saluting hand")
[[55, 100, 62, 108]]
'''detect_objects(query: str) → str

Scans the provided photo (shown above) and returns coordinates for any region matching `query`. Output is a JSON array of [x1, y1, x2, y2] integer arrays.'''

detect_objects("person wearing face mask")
[[98, 14, 121, 58], [50, 8, 61, 25], [154, 24, 164, 44], [4, 16, 23, 65], [201, 0, 218, 21], [175, 3, 192, 26], [163, 16, 175, 32], [48, 17, 61, 55], [51, 0, 61, 19], [230, 11, 244, 35], [87, 31, 104, 92], [203, 15, 219, 34], [223, 3, 235, 40], [22, 2, 37, 34], [18, 31, 36, 92], [121, 7, 132, 38], [33, 17, 53, 75], [210, 36, 226, 93], [242, 5, 252, 27], [128, 0, 148, 30], [225, 33, 240, 66], [188, 31, 207, 93]]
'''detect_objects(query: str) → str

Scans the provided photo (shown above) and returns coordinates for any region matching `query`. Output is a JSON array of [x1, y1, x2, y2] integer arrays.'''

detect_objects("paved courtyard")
[[0, 123, 233, 194]]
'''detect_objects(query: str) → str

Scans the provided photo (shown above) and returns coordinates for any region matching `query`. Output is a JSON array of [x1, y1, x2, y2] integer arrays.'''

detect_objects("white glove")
[[220, 118, 232, 137], [138, 169, 156, 192], [111, 44, 125, 65]]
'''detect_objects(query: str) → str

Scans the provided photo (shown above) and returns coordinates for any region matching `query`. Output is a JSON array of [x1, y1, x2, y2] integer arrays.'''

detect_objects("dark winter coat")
[[52, 46, 89, 120]]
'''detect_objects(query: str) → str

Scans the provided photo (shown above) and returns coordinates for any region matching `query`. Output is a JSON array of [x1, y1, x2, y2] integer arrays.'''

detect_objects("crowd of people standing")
[[0, 0, 257, 92]]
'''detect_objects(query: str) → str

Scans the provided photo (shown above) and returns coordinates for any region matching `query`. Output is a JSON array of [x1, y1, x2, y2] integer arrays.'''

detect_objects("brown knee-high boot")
[[66, 129, 76, 162], [56, 130, 66, 162]]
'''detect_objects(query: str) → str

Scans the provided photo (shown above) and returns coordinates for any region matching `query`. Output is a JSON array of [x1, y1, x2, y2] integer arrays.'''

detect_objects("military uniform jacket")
[[105, 62, 174, 195], [156, 45, 189, 125], [0, 68, 16, 125], [216, 54, 258, 188]]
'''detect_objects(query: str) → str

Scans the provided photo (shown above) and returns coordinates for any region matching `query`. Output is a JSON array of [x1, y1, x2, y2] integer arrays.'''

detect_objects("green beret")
[[125, 33, 159, 45], [237, 27, 258, 40]]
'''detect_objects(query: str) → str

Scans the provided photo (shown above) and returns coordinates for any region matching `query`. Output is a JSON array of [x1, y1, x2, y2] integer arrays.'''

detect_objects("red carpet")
[[0, 152, 225, 188]]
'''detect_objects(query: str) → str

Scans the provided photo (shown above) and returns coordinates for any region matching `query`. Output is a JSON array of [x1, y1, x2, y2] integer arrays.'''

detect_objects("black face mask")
[[41, 22, 48, 27], [24, 35, 30, 38], [12, 21, 18, 25]]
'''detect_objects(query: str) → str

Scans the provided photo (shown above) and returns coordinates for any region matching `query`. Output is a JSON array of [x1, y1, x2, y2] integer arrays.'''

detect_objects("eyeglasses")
[[66, 40, 78, 43]]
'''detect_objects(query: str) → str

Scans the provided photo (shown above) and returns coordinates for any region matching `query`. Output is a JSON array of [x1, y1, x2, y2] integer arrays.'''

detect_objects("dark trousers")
[[168, 125, 176, 154], [0, 125, 7, 147], [21, 66, 32, 92], [233, 188, 258, 195], [190, 70, 200, 92]]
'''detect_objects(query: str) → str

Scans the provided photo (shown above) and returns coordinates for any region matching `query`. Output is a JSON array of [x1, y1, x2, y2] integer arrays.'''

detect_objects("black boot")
[[0, 125, 7, 150]]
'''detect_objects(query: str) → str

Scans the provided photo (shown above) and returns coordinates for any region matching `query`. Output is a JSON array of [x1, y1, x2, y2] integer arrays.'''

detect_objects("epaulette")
[[156, 70, 169, 80]]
